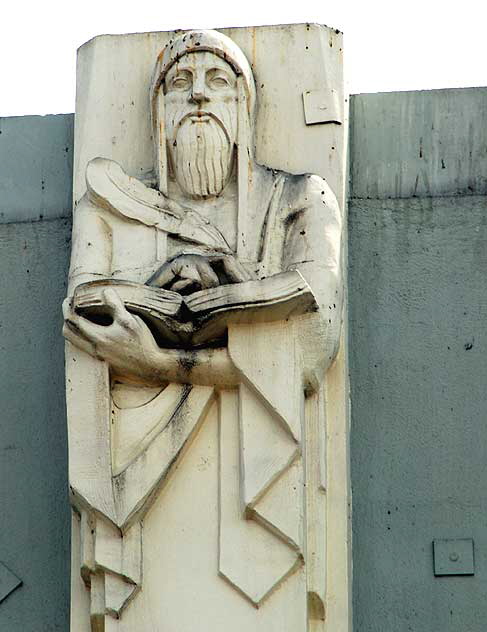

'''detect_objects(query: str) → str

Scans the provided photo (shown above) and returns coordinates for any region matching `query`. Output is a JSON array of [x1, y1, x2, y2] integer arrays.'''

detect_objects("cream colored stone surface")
[[64, 24, 350, 632]]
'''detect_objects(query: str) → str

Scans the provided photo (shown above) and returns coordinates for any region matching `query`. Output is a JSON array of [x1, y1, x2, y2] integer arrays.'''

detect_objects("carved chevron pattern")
[[219, 380, 303, 607]]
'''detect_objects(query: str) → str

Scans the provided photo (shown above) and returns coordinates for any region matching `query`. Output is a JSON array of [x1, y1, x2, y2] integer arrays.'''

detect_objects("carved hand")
[[63, 289, 160, 381], [146, 253, 250, 294], [63, 288, 239, 386]]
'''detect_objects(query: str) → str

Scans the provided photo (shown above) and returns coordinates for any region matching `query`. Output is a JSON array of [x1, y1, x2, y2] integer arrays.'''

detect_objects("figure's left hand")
[[147, 253, 251, 294], [63, 289, 159, 380]]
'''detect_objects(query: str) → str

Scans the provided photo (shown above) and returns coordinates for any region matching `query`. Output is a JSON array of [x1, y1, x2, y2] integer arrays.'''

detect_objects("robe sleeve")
[[68, 194, 113, 295], [281, 174, 343, 365]]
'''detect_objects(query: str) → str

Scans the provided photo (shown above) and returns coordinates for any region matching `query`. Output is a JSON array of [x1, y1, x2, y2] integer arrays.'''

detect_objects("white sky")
[[1, 0, 485, 117]]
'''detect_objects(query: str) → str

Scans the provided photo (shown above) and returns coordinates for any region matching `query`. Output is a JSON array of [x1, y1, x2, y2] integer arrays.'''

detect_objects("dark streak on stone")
[[179, 352, 198, 372]]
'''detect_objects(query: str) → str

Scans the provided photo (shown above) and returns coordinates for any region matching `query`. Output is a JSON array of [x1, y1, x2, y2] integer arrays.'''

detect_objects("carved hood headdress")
[[150, 29, 257, 258]]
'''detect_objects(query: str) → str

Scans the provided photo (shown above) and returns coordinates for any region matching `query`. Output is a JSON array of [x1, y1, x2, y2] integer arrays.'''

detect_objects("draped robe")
[[67, 157, 342, 632]]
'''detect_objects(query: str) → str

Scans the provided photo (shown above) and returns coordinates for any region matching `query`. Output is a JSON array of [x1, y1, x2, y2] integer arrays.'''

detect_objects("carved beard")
[[166, 106, 236, 198]]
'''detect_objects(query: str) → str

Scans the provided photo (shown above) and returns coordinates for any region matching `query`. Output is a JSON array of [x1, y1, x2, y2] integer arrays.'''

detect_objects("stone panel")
[[350, 88, 487, 199], [349, 195, 487, 631], [0, 217, 71, 630], [0, 114, 73, 223]]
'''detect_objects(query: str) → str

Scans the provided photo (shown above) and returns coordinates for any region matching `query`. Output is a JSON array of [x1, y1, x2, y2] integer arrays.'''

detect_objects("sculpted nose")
[[189, 76, 210, 105], [189, 89, 210, 105]]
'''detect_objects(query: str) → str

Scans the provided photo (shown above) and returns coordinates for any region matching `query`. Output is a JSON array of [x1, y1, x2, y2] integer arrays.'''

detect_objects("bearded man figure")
[[164, 52, 237, 199], [64, 29, 345, 632]]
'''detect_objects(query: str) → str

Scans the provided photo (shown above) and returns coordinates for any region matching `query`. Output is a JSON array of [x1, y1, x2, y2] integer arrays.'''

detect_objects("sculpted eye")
[[207, 70, 234, 89], [170, 74, 191, 90], [212, 76, 229, 87]]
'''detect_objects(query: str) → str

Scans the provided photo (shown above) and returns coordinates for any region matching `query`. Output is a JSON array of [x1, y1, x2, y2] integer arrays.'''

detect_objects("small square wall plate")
[[433, 539, 474, 576], [0, 562, 22, 604], [302, 89, 342, 125]]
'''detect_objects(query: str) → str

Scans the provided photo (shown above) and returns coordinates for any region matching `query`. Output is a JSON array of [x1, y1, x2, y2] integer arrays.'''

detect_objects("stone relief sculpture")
[[64, 26, 349, 632]]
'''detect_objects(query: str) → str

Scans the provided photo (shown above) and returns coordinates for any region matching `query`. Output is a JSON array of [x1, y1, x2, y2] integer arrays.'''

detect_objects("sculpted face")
[[164, 51, 238, 198]]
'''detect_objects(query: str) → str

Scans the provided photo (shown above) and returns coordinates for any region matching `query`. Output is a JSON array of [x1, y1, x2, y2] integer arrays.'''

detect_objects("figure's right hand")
[[63, 288, 240, 387], [63, 289, 161, 382]]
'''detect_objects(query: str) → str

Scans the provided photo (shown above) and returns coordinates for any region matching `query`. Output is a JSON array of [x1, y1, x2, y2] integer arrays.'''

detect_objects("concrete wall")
[[1, 88, 486, 630], [0, 115, 73, 630], [349, 87, 487, 631]]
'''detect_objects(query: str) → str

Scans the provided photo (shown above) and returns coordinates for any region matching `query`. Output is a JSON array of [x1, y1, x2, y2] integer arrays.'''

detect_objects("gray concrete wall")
[[0, 115, 73, 223], [349, 87, 487, 631], [0, 115, 73, 630]]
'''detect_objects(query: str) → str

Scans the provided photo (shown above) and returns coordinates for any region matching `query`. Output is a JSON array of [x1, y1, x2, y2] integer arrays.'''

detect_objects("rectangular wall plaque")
[[303, 89, 342, 125]]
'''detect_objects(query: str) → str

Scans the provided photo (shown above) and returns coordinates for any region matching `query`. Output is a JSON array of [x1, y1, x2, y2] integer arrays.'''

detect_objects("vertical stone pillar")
[[64, 23, 350, 632]]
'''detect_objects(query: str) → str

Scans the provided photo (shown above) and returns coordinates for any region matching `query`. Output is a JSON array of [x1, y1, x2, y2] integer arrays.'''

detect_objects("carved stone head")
[[150, 30, 256, 199]]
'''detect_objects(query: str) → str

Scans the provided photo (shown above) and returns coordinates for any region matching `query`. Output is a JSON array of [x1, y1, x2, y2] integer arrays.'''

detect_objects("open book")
[[73, 271, 317, 347]]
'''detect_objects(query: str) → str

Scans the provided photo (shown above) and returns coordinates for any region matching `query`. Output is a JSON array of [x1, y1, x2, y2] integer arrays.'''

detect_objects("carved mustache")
[[175, 110, 231, 144]]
